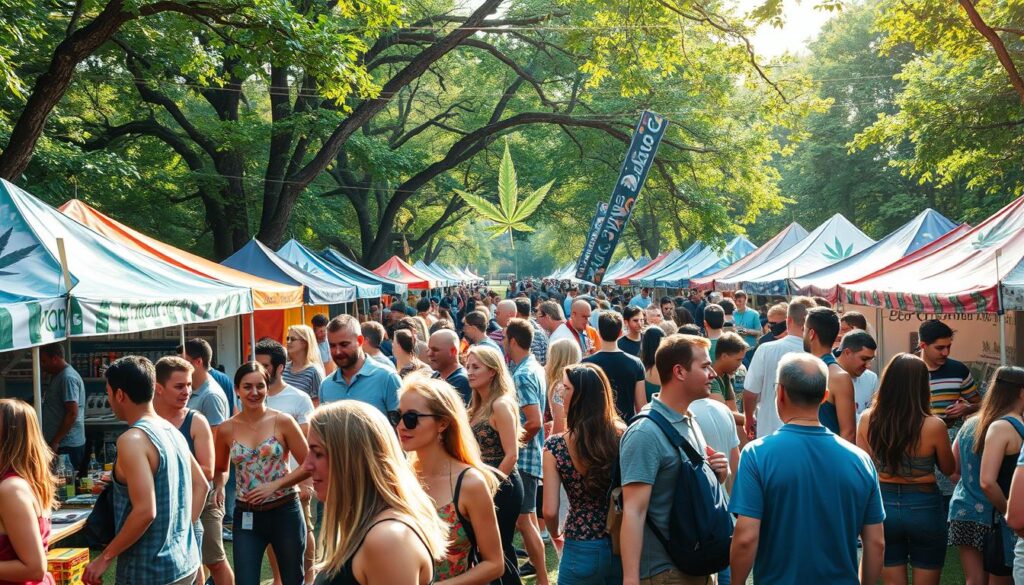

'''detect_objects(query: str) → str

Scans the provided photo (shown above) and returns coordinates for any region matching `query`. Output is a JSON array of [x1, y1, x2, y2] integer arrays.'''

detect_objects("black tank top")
[[313, 518, 431, 585], [996, 416, 1024, 496]]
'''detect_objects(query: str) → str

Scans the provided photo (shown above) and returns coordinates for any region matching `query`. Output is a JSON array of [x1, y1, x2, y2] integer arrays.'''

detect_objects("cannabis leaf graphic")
[[0, 226, 39, 276], [972, 223, 1014, 250], [822, 236, 853, 262], [387, 267, 402, 279]]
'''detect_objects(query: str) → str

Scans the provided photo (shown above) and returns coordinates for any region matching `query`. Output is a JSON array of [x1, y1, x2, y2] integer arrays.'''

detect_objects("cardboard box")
[[47, 548, 88, 585]]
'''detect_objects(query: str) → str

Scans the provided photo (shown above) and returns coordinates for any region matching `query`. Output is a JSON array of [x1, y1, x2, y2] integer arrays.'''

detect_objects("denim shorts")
[[520, 472, 539, 514], [558, 537, 622, 585], [881, 484, 947, 569]]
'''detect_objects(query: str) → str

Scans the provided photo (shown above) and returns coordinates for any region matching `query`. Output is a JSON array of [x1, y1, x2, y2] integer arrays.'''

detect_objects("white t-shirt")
[[548, 323, 576, 347], [689, 398, 740, 456], [744, 335, 806, 439], [853, 369, 879, 423], [266, 384, 314, 470]]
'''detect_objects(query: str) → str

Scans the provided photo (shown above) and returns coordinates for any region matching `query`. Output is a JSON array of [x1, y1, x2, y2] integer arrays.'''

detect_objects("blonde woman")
[[0, 399, 55, 585], [304, 401, 448, 585], [466, 346, 524, 585], [397, 376, 504, 583], [545, 339, 582, 437], [284, 325, 326, 404]]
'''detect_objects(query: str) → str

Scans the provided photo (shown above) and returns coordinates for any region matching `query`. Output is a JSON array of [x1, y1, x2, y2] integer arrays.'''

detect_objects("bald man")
[[428, 329, 472, 404], [488, 299, 518, 346], [549, 299, 598, 355]]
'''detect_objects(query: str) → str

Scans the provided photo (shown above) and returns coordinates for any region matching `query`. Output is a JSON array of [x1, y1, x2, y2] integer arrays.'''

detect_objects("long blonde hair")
[[545, 338, 582, 407], [0, 399, 56, 511], [466, 346, 521, 439], [401, 375, 501, 494], [310, 401, 448, 577], [288, 325, 325, 374]]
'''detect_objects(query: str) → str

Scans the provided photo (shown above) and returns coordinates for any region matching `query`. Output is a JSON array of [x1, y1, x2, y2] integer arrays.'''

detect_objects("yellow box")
[[47, 548, 88, 585]]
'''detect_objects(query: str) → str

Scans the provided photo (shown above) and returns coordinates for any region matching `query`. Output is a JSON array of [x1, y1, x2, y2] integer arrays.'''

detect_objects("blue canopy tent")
[[692, 223, 809, 291], [277, 240, 381, 299], [629, 241, 706, 286], [651, 237, 758, 288], [603, 257, 649, 283], [413, 260, 456, 287], [429, 262, 466, 285], [319, 248, 408, 296], [222, 239, 356, 305]]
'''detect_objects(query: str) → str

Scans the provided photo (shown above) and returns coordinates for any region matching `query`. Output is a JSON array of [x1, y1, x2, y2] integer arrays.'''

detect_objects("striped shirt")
[[282, 363, 324, 402], [928, 359, 979, 416]]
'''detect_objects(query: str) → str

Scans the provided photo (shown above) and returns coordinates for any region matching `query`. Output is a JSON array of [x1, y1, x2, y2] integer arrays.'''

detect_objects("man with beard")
[[318, 314, 401, 417], [659, 296, 675, 323]]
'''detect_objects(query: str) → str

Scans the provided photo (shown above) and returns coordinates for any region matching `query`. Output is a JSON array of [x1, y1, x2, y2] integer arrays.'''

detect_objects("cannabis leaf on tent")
[[972, 224, 1014, 250], [822, 236, 853, 261], [453, 140, 554, 250], [0, 226, 39, 277]]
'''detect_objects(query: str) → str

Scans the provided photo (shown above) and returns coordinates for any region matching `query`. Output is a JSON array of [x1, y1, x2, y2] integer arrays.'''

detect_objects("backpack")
[[620, 408, 733, 576]]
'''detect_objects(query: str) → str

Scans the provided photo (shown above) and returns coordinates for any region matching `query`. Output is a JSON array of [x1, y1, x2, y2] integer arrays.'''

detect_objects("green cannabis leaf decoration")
[[822, 236, 853, 261], [0, 226, 39, 276]]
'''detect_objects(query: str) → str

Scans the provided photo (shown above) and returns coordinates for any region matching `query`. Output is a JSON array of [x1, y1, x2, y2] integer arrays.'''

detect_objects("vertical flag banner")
[[575, 202, 609, 281], [575, 111, 668, 283]]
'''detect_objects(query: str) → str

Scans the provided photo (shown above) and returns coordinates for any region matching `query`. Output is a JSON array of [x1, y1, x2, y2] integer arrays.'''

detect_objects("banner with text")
[[574, 202, 609, 282], [575, 111, 667, 283]]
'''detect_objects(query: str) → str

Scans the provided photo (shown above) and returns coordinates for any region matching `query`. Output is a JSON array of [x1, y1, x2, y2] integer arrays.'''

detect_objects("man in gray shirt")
[[619, 334, 729, 585], [40, 343, 87, 469]]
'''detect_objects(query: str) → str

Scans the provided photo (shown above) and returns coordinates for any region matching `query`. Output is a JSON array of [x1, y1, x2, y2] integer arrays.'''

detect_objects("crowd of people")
[[2, 278, 1024, 585]]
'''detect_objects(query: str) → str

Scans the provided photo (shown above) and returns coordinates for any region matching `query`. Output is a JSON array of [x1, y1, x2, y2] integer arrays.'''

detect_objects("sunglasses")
[[285, 336, 303, 342], [388, 410, 442, 429]]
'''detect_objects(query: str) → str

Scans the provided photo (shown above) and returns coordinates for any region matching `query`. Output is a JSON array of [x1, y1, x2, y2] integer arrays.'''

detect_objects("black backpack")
[[632, 409, 733, 576]]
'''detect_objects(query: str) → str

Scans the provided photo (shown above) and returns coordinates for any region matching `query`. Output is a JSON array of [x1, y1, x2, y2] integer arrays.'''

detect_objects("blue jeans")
[[717, 566, 730, 585], [881, 485, 947, 569], [232, 497, 306, 585], [558, 537, 622, 585], [225, 466, 236, 522]]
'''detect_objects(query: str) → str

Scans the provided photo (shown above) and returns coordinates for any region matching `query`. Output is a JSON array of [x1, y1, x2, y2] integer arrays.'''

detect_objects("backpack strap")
[[638, 409, 704, 465], [452, 468, 480, 566], [1000, 416, 1024, 441]]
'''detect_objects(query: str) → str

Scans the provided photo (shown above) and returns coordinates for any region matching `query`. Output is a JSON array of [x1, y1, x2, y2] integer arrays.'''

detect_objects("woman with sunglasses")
[[395, 376, 504, 584], [466, 346, 524, 585], [214, 362, 310, 585], [305, 400, 448, 585], [284, 325, 326, 404], [542, 364, 624, 585]]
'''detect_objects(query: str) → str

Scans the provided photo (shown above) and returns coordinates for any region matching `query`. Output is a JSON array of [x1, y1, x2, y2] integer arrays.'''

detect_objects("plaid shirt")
[[511, 354, 547, 478], [530, 319, 549, 366]]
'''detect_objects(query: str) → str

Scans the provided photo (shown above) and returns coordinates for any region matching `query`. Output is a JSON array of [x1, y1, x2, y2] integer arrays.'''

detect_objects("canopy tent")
[[59, 199, 303, 310], [692, 223, 809, 292], [414, 261, 456, 287], [319, 248, 407, 296], [428, 262, 467, 285], [790, 209, 961, 303], [717, 215, 875, 294], [546, 263, 572, 279], [374, 256, 437, 290], [843, 195, 1024, 314], [444, 265, 477, 283], [463, 266, 485, 282], [603, 257, 650, 283], [0, 179, 253, 352], [614, 250, 681, 286], [223, 239, 356, 305], [277, 240, 381, 299], [644, 237, 758, 288]]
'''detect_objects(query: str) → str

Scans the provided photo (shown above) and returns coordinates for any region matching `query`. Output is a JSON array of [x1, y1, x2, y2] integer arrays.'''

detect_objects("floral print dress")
[[544, 434, 609, 540]]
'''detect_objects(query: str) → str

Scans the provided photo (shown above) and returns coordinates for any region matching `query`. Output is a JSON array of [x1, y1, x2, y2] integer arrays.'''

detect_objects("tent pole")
[[32, 347, 42, 421], [877, 307, 885, 372], [180, 325, 186, 348], [1001, 312, 1008, 366], [248, 313, 256, 361], [301, 305, 306, 323]]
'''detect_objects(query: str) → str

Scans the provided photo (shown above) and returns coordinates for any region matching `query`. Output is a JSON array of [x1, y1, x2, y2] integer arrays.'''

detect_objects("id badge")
[[241, 511, 254, 530]]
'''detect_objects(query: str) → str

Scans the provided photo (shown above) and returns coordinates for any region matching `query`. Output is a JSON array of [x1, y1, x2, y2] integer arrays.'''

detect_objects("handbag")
[[83, 481, 115, 550]]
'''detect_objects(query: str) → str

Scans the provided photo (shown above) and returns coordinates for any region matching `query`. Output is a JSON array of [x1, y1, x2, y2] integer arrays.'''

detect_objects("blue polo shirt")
[[475, 337, 504, 357], [318, 356, 401, 417], [730, 424, 884, 584], [628, 294, 652, 308]]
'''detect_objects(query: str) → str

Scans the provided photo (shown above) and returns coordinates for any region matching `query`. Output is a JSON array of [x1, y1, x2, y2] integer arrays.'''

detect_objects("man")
[[660, 296, 675, 323], [620, 334, 729, 585], [743, 297, 815, 440], [515, 297, 549, 365], [629, 287, 653, 309], [154, 357, 214, 482], [536, 301, 565, 336], [646, 304, 664, 326], [253, 339, 317, 585], [563, 284, 579, 318], [730, 354, 885, 585], [803, 307, 857, 442], [584, 312, 646, 420], [618, 305, 644, 357], [319, 314, 401, 417], [703, 303, 725, 358], [489, 299, 517, 345], [732, 291, 761, 347], [834, 330, 879, 421], [920, 319, 980, 423], [744, 302, 788, 367], [549, 299, 598, 355], [311, 313, 335, 375], [38, 343, 87, 469], [463, 310, 504, 356], [505, 318, 548, 583], [83, 356, 206, 585], [428, 329, 472, 405], [360, 321, 397, 371], [681, 289, 706, 325], [178, 339, 233, 585]]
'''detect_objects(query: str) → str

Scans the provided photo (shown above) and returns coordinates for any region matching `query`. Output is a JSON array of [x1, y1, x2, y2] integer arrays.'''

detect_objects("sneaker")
[[518, 561, 536, 577], [515, 548, 528, 559], [222, 527, 233, 542], [539, 529, 550, 542]]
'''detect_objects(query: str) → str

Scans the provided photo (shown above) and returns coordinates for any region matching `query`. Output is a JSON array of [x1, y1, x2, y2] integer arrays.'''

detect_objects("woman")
[[397, 376, 504, 583], [857, 354, 955, 585], [951, 368, 1024, 585], [976, 367, 1024, 580], [215, 362, 310, 585], [466, 346, 524, 585], [1002, 370, 1024, 580], [545, 339, 582, 437], [304, 400, 448, 585], [395, 330, 432, 379], [0, 399, 55, 585], [673, 306, 694, 328], [543, 365, 624, 585], [284, 325, 326, 404], [639, 326, 666, 404]]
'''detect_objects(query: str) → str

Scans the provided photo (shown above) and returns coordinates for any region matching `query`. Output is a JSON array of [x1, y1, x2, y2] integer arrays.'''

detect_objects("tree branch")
[[959, 0, 1024, 104]]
